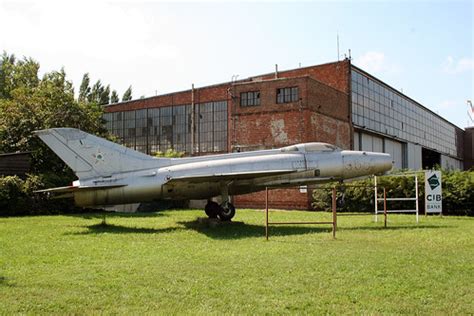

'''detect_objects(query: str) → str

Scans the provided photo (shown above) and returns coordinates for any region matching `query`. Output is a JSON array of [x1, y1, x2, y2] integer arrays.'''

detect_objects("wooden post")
[[332, 187, 337, 239], [383, 187, 387, 228], [265, 187, 269, 241]]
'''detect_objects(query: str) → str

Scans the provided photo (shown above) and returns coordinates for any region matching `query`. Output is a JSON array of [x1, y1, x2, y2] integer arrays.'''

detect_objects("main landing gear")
[[204, 200, 236, 221]]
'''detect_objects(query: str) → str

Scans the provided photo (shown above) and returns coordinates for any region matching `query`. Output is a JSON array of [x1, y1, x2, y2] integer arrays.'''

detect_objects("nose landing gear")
[[204, 200, 236, 221]]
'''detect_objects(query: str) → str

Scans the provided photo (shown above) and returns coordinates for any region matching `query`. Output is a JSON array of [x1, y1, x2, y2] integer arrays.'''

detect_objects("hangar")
[[103, 59, 471, 209]]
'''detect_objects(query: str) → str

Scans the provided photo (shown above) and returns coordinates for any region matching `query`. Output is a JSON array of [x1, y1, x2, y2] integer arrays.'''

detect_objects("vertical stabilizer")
[[35, 128, 169, 179]]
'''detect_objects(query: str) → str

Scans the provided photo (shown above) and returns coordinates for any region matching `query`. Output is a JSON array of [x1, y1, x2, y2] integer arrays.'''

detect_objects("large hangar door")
[[384, 139, 403, 169], [407, 143, 422, 170], [358, 132, 403, 169], [360, 133, 383, 152]]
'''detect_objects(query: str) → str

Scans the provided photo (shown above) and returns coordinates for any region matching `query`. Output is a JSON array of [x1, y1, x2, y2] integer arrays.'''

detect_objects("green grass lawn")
[[1, 210, 473, 314]]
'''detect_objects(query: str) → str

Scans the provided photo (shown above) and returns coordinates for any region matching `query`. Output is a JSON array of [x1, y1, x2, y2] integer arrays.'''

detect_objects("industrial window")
[[276, 87, 299, 104], [350, 69, 458, 158], [240, 91, 260, 107]]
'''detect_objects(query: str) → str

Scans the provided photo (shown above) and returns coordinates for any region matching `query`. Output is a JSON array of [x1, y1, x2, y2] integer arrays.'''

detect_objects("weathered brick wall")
[[233, 188, 311, 210], [104, 83, 230, 113], [230, 77, 308, 150], [306, 78, 349, 122], [259, 60, 351, 94]]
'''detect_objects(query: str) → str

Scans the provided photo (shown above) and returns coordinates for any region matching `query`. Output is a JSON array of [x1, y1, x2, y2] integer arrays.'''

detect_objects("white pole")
[[374, 176, 378, 222], [415, 174, 419, 223]]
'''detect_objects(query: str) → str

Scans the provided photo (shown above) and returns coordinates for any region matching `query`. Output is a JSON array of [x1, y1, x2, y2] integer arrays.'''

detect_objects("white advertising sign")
[[425, 170, 442, 214]]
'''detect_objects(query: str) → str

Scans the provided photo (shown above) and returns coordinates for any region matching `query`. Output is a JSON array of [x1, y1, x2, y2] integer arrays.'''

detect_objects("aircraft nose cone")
[[373, 153, 393, 174], [342, 151, 393, 178]]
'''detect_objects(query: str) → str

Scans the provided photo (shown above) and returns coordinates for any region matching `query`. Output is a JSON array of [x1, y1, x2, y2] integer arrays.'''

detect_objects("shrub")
[[312, 169, 473, 216], [0, 173, 87, 216], [0, 176, 27, 216]]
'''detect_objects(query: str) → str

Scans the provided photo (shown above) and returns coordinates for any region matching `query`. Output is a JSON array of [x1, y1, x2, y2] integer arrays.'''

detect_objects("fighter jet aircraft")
[[35, 128, 392, 220]]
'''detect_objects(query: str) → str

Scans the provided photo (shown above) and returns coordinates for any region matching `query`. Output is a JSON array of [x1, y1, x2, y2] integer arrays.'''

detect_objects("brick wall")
[[104, 83, 230, 113], [233, 188, 311, 210], [259, 60, 351, 94]]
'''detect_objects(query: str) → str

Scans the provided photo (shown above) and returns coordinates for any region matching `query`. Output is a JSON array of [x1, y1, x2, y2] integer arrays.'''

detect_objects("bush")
[[312, 169, 473, 216], [0, 173, 88, 216], [0, 176, 28, 215]]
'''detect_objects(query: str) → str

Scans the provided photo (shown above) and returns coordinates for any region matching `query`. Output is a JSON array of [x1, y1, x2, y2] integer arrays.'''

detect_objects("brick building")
[[103, 59, 468, 209]]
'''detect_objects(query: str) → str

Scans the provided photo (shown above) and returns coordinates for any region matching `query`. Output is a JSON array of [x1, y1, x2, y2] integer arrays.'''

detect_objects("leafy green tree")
[[88, 80, 103, 103], [100, 84, 110, 105], [0, 53, 108, 177], [110, 90, 119, 103], [122, 85, 132, 101], [0, 52, 39, 100], [78, 73, 91, 102]]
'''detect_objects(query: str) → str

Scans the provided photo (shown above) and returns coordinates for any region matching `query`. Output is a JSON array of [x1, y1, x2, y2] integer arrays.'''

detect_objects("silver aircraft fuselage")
[[35, 128, 393, 207]]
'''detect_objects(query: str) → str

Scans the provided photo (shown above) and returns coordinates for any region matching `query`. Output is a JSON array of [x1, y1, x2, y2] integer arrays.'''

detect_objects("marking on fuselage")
[[292, 160, 305, 169]]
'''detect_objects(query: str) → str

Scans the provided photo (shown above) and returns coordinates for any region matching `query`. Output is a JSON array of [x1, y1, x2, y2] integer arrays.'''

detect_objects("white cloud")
[[353, 51, 401, 74], [442, 56, 474, 74]]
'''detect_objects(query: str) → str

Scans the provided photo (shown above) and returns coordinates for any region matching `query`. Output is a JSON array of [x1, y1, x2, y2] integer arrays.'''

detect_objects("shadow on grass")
[[67, 212, 168, 220], [64, 218, 451, 238], [0, 276, 15, 287], [66, 223, 184, 235], [341, 224, 453, 231], [178, 219, 331, 240]]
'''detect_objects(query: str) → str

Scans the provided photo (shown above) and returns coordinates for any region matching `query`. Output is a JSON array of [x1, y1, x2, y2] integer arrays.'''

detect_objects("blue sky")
[[0, 0, 472, 128]]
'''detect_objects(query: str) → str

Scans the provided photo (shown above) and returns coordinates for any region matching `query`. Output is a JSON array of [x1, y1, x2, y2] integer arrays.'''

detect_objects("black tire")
[[218, 202, 236, 221], [204, 201, 220, 218]]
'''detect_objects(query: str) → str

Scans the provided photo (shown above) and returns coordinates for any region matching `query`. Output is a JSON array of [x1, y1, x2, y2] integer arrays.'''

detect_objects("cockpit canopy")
[[280, 142, 340, 153]]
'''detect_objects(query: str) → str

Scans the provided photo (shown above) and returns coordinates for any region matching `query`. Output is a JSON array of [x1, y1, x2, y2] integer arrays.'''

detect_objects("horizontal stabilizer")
[[35, 184, 127, 194]]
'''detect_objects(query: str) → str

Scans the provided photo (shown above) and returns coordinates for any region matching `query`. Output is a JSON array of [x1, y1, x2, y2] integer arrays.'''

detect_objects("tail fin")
[[35, 128, 168, 179]]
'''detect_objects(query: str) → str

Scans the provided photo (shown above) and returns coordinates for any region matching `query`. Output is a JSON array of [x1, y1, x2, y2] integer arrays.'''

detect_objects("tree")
[[110, 90, 119, 103], [78, 73, 91, 102], [0, 53, 108, 176], [100, 84, 110, 105], [88, 80, 103, 103], [122, 85, 132, 101], [0, 52, 39, 100]]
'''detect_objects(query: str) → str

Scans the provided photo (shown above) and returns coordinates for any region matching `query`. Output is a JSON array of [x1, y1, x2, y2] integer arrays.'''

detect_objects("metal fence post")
[[265, 187, 269, 241], [383, 187, 387, 228], [374, 176, 378, 222], [332, 187, 337, 239]]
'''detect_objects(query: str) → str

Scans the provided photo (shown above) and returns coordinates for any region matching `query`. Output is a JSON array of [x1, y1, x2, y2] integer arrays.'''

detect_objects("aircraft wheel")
[[218, 202, 235, 221], [204, 201, 220, 218]]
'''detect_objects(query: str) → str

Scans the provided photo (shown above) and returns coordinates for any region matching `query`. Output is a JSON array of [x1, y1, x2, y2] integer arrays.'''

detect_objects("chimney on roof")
[[275, 64, 278, 79]]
